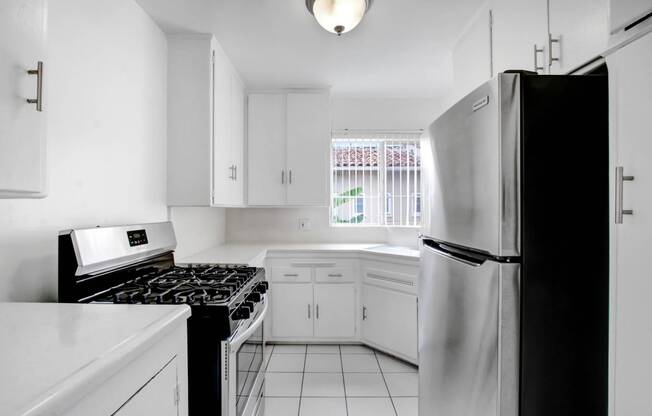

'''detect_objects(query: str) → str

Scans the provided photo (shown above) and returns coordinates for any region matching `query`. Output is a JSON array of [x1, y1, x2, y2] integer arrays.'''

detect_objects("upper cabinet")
[[491, 0, 549, 74], [547, 0, 609, 74], [0, 0, 47, 198], [610, 0, 652, 34], [167, 34, 245, 207], [248, 91, 330, 207]]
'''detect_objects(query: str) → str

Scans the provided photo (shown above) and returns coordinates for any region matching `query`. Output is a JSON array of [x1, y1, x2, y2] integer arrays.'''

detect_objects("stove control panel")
[[127, 229, 148, 247]]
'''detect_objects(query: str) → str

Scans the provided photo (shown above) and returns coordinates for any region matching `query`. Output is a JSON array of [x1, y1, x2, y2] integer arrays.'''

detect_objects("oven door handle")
[[229, 299, 268, 352]]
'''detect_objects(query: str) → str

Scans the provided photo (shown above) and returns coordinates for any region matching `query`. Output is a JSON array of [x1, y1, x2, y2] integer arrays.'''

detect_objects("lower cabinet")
[[361, 284, 418, 362], [271, 282, 356, 340], [314, 284, 356, 338], [114, 358, 179, 416], [271, 283, 313, 338]]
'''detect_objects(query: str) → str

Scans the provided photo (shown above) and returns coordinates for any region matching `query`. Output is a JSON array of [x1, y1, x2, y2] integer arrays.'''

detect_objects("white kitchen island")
[[0, 303, 191, 416]]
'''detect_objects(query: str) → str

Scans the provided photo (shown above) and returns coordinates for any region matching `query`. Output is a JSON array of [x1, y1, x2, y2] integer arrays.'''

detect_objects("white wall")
[[225, 97, 446, 248], [0, 0, 170, 302], [170, 207, 226, 259]]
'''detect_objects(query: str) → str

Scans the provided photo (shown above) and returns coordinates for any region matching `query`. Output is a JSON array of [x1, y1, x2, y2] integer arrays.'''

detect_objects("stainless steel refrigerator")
[[419, 71, 609, 416]]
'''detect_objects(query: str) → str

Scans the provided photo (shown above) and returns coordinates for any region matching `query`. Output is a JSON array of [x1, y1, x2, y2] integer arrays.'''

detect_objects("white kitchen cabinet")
[[114, 358, 179, 416], [314, 284, 356, 338], [610, 0, 652, 33], [491, 0, 549, 74], [607, 32, 652, 416], [167, 34, 245, 207], [271, 283, 314, 338], [451, 3, 493, 101], [247, 91, 330, 206], [362, 284, 418, 362], [247, 94, 287, 206], [286, 93, 330, 206], [548, 0, 609, 74], [0, 0, 47, 198]]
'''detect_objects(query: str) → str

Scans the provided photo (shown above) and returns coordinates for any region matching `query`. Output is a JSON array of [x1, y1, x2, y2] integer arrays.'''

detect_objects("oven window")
[[236, 321, 264, 416]]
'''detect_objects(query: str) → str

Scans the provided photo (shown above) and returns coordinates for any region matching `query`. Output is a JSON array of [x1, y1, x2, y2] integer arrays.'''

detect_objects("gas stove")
[[58, 222, 267, 416]]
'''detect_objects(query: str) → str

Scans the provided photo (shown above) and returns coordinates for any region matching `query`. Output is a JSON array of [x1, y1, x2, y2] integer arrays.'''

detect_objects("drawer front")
[[363, 267, 417, 294], [271, 267, 312, 282], [315, 267, 356, 283]]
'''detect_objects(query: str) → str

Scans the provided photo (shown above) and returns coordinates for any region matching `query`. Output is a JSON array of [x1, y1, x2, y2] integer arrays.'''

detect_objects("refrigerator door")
[[427, 73, 520, 256], [419, 238, 519, 416]]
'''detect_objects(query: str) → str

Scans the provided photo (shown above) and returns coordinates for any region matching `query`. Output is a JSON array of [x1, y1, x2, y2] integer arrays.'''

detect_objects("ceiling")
[[136, 0, 485, 98]]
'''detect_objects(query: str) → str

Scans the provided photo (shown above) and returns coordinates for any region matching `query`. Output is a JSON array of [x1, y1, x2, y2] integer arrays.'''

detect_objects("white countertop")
[[0, 303, 191, 416], [180, 243, 420, 265]]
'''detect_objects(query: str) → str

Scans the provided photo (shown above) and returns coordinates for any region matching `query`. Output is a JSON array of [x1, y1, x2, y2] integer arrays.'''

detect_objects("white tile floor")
[[263, 344, 418, 416]]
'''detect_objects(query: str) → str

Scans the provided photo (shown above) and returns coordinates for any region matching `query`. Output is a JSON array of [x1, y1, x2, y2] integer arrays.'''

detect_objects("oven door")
[[222, 297, 268, 416]]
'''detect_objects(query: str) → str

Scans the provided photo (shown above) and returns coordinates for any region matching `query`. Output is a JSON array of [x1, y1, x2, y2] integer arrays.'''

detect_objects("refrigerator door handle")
[[421, 239, 486, 267]]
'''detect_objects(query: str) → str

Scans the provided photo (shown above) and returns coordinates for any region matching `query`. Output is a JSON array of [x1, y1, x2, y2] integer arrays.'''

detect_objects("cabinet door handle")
[[362, 306, 367, 320], [615, 166, 635, 224], [281, 170, 285, 184], [289, 169, 292, 184], [26, 61, 44, 112], [316, 304, 319, 319], [228, 165, 235, 180], [548, 34, 561, 67], [233, 165, 237, 181], [533, 44, 545, 73], [308, 304, 311, 319]]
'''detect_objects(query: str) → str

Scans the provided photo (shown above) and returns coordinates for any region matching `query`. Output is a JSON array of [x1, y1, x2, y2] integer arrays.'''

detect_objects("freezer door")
[[419, 238, 519, 416], [427, 73, 520, 256]]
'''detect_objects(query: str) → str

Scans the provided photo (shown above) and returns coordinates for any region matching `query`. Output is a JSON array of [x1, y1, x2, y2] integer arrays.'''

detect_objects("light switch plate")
[[298, 218, 312, 231]]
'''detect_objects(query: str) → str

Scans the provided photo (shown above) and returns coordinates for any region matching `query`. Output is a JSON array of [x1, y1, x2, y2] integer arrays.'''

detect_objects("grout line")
[[339, 344, 350, 416], [297, 345, 307, 416], [374, 350, 399, 416]]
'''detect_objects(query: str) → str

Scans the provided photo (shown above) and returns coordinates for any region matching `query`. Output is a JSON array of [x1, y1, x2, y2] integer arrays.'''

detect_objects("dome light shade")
[[306, 0, 373, 36]]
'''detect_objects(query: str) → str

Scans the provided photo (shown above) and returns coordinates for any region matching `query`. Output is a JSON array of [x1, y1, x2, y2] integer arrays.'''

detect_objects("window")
[[330, 132, 422, 226]]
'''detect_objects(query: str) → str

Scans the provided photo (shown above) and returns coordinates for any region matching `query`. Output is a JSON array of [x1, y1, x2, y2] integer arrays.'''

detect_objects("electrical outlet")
[[298, 218, 312, 231]]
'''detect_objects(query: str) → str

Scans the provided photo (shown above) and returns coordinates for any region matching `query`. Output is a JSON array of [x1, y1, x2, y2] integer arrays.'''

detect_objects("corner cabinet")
[[167, 34, 245, 207], [0, 0, 47, 198], [247, 91, 330, 207]]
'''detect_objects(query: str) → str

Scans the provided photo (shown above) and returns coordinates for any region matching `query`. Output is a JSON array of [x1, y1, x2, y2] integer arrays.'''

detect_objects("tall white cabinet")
[[167, 34, 245, 207], [0, 0, 47, 198], [248, 91, 330, 206], [607, 32, 652, 416]]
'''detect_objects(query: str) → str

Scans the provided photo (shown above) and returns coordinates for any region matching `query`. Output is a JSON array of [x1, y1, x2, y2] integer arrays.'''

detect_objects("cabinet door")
[[286, 93, 330, 206], [548, 0, 609, 74], [248, 94, 286, 206], [212, 44, 233, 204], [362, 284, 418, 361], [271, 283, 313, 338], [608, 33, 652, 416], [610, 0, 652, 33], [0, 0, 47, 198], [114, 358, 179, 416], [452, 4, 493, 101], [228, 72, 245, 206], [491, 0, 549, 74], [314, 284, 356, 338]]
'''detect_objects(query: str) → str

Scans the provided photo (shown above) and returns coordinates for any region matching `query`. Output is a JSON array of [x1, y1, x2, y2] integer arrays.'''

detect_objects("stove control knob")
[[241, 301, 254, 312], [247, 292, 261, 303], [232, 307, 250, 320], [256, 281, 269, 294]]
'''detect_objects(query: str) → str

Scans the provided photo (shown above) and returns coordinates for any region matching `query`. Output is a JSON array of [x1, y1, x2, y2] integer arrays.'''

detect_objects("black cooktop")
[[91, 263, 260, 305]]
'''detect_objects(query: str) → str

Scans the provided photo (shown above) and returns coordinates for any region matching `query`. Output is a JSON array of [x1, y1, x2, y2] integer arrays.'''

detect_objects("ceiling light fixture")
[[305, 0, 373, 36]]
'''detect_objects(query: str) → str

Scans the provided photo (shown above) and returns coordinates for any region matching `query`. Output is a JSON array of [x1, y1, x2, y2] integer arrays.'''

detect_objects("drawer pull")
[[328, 273, 343, 278], [366, 272, 415, 287], [284, 273, 299, 277], [291, 262, 337, 268]]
